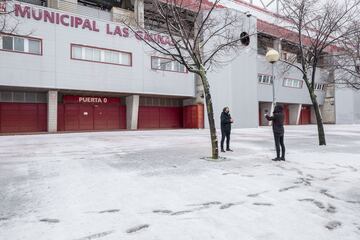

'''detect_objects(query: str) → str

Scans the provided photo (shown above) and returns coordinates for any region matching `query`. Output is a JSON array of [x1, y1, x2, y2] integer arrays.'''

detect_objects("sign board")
[[13, 3, 174, 46], [63, 95, 121, 104]]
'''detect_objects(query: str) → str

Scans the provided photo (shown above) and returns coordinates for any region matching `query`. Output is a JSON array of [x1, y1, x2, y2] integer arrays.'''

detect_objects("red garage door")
[[64, 104, 80, 131], [94, 105, 124, 130], [58, 96, 126, 132], [300, 106, 311, 124], [0, 103, 47, 133], [138, 106, 183, 129], [183, 104, 204, 129]]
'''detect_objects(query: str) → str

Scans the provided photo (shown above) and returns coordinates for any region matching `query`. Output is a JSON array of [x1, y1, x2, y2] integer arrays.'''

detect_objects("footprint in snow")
[[320, 189, 338, 199], [98, 209, 120, 214], [74, 231, 114, 240], [253, 202, 273, 206], [126, 224, 149, 234], [187, 201, 222, 207], [222, 172, 240, 175], [171, 210, 193, 216], [279, 186, 300, 192], [247, 191, 268, 198], [325, 221, 342, 230], [298, 198, 325, 209], [39, 218, 60, 223], [153, 209, 172, 214], [219, 202, 245, 210], [327, 204, 337, 213]]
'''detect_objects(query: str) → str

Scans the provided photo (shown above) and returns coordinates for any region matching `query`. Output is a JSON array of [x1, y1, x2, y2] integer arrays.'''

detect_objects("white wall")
[[0, 2, 195, 97], [257, 57, 326, 105], [335, 88, 360, 124], [205, 10, 258, 129]]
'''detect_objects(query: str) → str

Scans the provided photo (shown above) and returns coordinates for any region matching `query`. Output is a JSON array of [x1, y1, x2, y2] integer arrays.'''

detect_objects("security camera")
[[244, 11, 252, 17]]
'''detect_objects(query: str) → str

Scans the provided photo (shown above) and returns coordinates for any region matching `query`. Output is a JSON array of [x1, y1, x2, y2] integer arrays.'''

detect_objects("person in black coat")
[[220, 107, 233, 152], [265, 105, 286, 161]]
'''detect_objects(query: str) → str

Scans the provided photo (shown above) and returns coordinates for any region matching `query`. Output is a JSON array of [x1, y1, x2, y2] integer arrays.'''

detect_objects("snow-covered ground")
[[0, 125, 360, 240]]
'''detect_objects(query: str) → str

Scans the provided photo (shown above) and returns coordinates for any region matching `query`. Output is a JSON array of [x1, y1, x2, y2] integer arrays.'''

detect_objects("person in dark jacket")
[[265, 105, 286, 161], [220, 107, 234, 152]]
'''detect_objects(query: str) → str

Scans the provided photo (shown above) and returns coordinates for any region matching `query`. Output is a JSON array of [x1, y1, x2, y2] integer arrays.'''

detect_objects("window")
[[29, 39, 41, 54], [2, 36, 13, 50], [84, 47, 93, 61], [0, 91, 47, 103], [14, 37, 24, 52], [71, 44, 132, 66], [111, 52, 119, 64], [0, 35, 41, 55], [151, 57, 187, 73], [258, 74, 274, 85], [93, 49, 101, 61], [140, 97, 183, 107], [314, 83, 325, 91], [283, 78, 303, 89], [72, 46, 82, 59]]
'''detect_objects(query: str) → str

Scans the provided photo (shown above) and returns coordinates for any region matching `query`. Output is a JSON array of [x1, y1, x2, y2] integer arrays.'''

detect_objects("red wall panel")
[[183, 104, 204, 129], [37, 104, 47, 131], [0, 103, 47, 133], [94, 105, 121, 130], [119, 106, 126, 129], [79, 105, 94, 130], [64, 104, 80, 131], [61, 103, 126, 132], [300, 106, 311, 125], [57, 104, 65, 131], [283, 105, 290, 125], [160, 107, 183, 128], [94, 105, 107, 130], [106, 105, 120, 129], [138, 106, 183, 129], [138, 107, 160, 129]]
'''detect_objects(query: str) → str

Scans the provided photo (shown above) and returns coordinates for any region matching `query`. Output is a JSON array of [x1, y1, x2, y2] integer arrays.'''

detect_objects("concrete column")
[[47, 90, 58, 133], [289, 104, 302, 125], [183, 75, 204, 106], [134, 0, 144, 28], [126, 95, 140, 130], [322, 84, 336, 124]]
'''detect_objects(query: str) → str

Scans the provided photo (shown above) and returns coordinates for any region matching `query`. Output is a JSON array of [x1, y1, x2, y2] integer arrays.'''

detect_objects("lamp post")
[[266, 49, 280, 108]]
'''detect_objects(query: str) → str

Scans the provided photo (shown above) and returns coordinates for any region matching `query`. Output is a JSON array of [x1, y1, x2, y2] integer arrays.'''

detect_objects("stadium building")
[[0, 0, 358, 134]]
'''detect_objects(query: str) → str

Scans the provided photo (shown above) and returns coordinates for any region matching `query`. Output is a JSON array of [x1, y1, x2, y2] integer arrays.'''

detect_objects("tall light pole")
[[266, 49, 280, 108]]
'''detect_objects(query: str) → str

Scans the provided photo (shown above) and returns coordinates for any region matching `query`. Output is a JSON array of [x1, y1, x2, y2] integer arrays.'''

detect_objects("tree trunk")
[[199, 68, 219, 159], [310, 92, 327, 146]]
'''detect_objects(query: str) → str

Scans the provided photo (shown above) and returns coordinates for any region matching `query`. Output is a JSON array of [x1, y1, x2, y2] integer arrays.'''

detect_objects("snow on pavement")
[[0, 125, 360, 240]]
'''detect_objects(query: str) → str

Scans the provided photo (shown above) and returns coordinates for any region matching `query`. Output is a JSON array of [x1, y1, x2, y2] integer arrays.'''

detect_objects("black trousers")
[[274, 135, 285, 158], [221, 129, 231, 150]]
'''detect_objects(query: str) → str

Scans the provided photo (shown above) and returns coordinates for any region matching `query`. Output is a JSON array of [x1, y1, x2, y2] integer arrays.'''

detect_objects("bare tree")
[[331, 21, 360, 90], [279, 0, 360, 145], [0, 0, 18, 34], [122, 0, 255, 159]]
